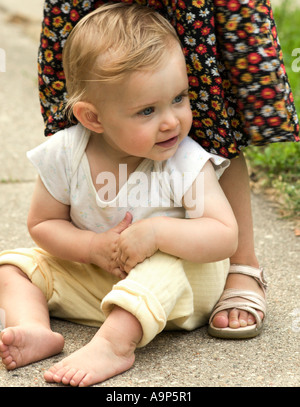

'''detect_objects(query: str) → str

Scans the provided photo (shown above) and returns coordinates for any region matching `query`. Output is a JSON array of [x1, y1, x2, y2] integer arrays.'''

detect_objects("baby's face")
[[92, 42, 193, 163]]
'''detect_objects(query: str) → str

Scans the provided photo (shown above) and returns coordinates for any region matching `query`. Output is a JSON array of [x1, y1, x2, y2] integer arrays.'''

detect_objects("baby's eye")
[[139, 107, 154, 116], [173, 95, 183, 104]]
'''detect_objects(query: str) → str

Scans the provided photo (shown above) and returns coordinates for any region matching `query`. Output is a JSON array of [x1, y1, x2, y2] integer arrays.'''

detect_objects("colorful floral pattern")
[[38, 0, 299, 158]]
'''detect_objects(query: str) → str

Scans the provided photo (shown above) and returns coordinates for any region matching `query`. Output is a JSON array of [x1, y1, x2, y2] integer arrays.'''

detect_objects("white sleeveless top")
[[27, 124, 229, 233]]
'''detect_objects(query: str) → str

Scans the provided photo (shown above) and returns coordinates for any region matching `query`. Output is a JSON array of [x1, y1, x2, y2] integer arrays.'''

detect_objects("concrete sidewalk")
[[0, 2, 299, 388], [0, 0, 44, 21]]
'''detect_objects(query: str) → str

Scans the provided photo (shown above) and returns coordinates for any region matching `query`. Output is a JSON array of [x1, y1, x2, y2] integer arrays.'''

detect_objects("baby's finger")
[[110, 266, 127, 280]]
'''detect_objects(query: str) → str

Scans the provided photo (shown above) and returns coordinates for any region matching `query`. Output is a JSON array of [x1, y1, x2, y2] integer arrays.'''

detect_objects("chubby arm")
[[27, 176, 131, 278], [118, 161, 238, 272], [153, 160, 238, 262]]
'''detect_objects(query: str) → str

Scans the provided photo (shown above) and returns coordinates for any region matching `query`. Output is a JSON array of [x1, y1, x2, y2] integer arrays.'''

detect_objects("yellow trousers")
[[0, 248, 228, 347]]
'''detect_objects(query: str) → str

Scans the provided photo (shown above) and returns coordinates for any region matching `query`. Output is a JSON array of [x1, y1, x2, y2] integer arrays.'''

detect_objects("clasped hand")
[[89, 212, 158, 279], [117, 216, 158, 275]]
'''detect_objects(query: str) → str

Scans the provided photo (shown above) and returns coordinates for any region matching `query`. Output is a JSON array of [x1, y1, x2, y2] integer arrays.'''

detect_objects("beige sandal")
[[208, 264, 267, 339]]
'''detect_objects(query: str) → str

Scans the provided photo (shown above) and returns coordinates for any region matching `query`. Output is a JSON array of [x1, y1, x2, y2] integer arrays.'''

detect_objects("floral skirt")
[[38, 0, 299, 158]]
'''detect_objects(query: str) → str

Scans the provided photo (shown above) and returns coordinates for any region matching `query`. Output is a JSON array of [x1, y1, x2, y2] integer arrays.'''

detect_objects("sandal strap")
[[209, 302, 263, 329], [229, 264, 268, 294], [208, 287, 266, 329], [217, 288, 266, 308]]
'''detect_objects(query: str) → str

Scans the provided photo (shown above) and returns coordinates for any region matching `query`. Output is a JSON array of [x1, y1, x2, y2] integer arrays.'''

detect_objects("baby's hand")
[[89, 212, 132, 279], [117, 218, 158, 273]]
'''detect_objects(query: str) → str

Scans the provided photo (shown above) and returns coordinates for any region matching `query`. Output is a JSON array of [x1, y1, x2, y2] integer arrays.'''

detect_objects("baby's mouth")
[[155, 136, 178, 148]]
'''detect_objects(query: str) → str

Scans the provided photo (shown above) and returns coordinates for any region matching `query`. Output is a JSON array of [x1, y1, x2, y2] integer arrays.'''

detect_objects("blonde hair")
[[63, 3, 181, 119]]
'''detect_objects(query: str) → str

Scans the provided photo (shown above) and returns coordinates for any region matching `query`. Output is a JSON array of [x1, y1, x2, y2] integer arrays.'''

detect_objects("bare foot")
[[0, 325, 64, 370], [211, 273, 265, 329], [44, 334, 136, 387]]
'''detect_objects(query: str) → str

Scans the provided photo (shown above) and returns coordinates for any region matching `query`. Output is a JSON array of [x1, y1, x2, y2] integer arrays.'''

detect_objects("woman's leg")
[[220, 152, 259, 268], [215, 152, 265, 329]]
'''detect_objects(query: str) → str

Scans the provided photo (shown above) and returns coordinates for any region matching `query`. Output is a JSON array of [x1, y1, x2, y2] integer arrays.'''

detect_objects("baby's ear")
[[73, 102, 104, 133]]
